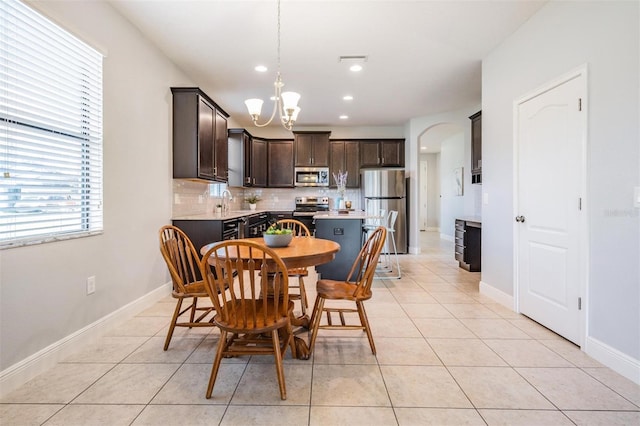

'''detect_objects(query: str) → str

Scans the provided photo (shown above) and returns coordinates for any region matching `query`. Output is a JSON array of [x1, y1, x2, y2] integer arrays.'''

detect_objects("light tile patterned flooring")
[[2, 232, 639, 425]]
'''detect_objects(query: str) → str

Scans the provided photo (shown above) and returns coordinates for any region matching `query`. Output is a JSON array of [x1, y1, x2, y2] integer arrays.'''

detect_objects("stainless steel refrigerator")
[[361, 168, 407, 253]]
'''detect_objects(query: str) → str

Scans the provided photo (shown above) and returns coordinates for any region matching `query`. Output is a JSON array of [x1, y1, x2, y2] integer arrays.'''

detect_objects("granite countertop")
[[172, 210, 270, 221], [314, 210, 371, 220], [457, 216, 482, 223]]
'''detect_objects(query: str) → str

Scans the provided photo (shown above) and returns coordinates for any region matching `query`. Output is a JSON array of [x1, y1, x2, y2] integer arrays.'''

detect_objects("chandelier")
[[244, 0, 300, 131]]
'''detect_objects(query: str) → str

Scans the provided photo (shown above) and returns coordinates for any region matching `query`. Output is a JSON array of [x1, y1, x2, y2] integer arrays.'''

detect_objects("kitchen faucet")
[[221, 189, 232, 214]]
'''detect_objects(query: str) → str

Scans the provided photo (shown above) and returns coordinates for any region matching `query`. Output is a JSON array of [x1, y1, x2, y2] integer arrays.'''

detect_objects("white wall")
[[483, 0, 639, 365], [0, 0, 193, 372], [439, 133, 465, 238]]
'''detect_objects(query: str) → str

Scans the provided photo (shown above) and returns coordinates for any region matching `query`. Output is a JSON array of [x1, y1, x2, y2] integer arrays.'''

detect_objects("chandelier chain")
[[277, 0, 281, 75]]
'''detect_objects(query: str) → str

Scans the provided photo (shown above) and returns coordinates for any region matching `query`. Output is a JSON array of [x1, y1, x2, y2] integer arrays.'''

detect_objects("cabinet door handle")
[[515, 215, 526, 223]]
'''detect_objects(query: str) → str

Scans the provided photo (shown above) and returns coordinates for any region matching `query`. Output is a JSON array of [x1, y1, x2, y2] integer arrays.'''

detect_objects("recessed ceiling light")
[[339, 115, 349, 120], [343, 95, 353, 101], [420, 146, 427, 150], [254, 65, 268, 72], [339, 55, 367, 73]]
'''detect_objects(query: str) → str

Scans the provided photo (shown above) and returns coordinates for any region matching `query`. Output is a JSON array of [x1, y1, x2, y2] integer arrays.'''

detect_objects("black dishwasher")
[[222, 218, 241, 240], [246, 213, 269, 237]]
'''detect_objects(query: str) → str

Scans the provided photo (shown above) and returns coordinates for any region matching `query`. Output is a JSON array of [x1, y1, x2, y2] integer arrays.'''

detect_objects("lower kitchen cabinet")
[[455, 218, 481, 272], [172, 219, 241, 253], [315, 218, 363, 280]]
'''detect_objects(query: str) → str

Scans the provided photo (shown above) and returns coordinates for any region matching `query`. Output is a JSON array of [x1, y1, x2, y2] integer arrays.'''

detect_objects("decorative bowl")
[[263, 232, 293, 248]]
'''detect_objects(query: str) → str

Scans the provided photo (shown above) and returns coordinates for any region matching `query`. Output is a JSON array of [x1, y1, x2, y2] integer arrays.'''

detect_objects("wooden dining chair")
[[276, 218, 312, 316], [200, 240, 295, 400], [308, 226, 387, 355], [158, 225, 216, 350]]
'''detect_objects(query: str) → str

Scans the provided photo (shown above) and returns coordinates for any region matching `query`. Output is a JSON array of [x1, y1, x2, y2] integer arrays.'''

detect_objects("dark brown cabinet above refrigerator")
[[171, 87, 229, 182]]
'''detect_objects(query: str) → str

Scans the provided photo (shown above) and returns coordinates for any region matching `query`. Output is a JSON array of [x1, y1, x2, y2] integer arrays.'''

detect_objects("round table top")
[[201, 237, 340, 270]]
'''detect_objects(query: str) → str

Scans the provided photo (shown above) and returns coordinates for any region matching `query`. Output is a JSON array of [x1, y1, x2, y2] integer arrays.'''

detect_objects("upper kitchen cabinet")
[[293, 131, 330, 167], [268, 139, 294, 187], [228, 128, 250, 187], [250, 138, 268, 187], [360, 139, 405, 167], [329, 140, 360, 188], [469, 111, 482, 184], [171, 87, 229, 182]]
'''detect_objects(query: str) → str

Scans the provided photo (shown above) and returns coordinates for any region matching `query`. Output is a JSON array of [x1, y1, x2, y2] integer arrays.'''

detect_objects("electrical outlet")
[[87, 276, 96, 295]]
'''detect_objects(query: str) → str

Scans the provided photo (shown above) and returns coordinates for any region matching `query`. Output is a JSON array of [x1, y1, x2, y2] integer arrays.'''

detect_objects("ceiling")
[[109, 0, 546, 133]]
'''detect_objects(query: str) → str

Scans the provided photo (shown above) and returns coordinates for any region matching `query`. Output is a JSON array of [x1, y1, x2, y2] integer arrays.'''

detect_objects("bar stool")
[[362, 209, 386, 245], [381, 210, 401, 279], [371, 210, 401, 279]]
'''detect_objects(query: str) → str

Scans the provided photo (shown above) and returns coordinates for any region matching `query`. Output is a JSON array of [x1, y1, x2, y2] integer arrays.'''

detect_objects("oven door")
[[292, 212, 316, 235]]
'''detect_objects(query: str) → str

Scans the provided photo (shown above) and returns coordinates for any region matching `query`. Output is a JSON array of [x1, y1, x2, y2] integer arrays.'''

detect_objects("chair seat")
[[316, 279, 372, 301], [172, 280, 208, 297], [215, 300, 294, 334]]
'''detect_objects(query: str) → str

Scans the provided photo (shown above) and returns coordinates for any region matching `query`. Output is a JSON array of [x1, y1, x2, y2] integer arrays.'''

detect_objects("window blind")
[[0, 0, 103, 248]]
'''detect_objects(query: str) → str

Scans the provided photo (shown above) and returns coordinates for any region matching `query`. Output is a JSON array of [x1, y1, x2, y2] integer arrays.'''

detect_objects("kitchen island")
[[314, 211, 373, 280]]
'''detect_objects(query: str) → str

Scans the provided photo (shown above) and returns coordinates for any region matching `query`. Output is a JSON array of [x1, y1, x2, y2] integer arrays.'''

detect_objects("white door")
[[515, 69, 586, 345]]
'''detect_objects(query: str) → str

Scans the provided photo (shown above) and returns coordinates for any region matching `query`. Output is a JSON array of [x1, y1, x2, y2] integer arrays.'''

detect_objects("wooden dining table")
[[200, 236, 340, 359]]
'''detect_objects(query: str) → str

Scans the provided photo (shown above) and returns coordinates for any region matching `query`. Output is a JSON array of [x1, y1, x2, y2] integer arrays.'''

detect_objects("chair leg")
[[356, 301, 376, 355], [272, 329, 287, 400], [189, 296, 198, 326], [164, 297, 183, 351], [307, 296, 325, 355], [206, 330, 228, 398], [298, 276, 308, 316], [391, 232, 401, 279]]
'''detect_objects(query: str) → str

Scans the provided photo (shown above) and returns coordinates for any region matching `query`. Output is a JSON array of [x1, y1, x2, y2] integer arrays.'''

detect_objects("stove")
[[293, 196, 329, 233], [293, 196, 330, 215]]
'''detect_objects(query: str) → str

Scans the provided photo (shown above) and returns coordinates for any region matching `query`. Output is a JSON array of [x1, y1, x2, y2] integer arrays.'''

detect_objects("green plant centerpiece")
[[263, 222, 293, 247]]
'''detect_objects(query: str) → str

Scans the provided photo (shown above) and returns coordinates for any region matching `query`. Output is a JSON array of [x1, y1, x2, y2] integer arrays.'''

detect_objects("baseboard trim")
[[440, 233, 454, 242], [408, 245, 421, 254], [479, 280, 514, 309], [584, 336, 640, 385], [0, 282, 172, 398]]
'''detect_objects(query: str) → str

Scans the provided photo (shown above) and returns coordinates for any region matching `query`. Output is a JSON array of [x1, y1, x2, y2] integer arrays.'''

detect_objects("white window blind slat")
[[0, 0, 103, 248]]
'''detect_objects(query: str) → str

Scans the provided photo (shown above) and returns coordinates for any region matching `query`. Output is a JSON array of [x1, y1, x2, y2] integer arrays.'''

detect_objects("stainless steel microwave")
[[294, 167, 329, 187]]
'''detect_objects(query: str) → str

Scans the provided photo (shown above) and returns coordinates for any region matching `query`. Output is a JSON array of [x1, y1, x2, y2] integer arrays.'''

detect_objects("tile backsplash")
[[172, 180, 361, 217]]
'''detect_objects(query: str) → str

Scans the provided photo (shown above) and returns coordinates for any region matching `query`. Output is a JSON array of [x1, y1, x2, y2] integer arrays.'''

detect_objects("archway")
[[417, 122, 465, 245]]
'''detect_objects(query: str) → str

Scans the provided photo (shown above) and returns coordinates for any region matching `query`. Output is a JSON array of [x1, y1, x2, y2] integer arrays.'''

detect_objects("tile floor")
[[2, 232, 639, 425]]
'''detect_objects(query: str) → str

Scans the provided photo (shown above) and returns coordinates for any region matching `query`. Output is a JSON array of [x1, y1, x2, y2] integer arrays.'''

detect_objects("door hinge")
[[579, 197, 582, 210], [578, 98, 582, 111], [578, 297, 582, 310]]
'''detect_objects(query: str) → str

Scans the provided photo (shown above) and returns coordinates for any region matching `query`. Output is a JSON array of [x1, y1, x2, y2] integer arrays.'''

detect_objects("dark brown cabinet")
[[268, 140, 294, 187], [250, 138, 268, 187], [171, 87, 229, 182], [455, 219, 481, 272], [360, 139, 404, 167], [294, 131, 330, 166], [329, 140, 360, 188], [213, 110, 228, 181], [470, 111, 482, 184]]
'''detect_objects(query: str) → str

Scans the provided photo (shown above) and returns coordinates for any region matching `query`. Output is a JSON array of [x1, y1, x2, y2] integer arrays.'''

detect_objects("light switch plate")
[[483, 193, 489, 205], [634, 186, 640, 208]]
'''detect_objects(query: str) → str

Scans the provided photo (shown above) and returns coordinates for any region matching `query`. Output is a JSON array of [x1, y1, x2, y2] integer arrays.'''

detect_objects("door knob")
[[515, 215, 526, 223]]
